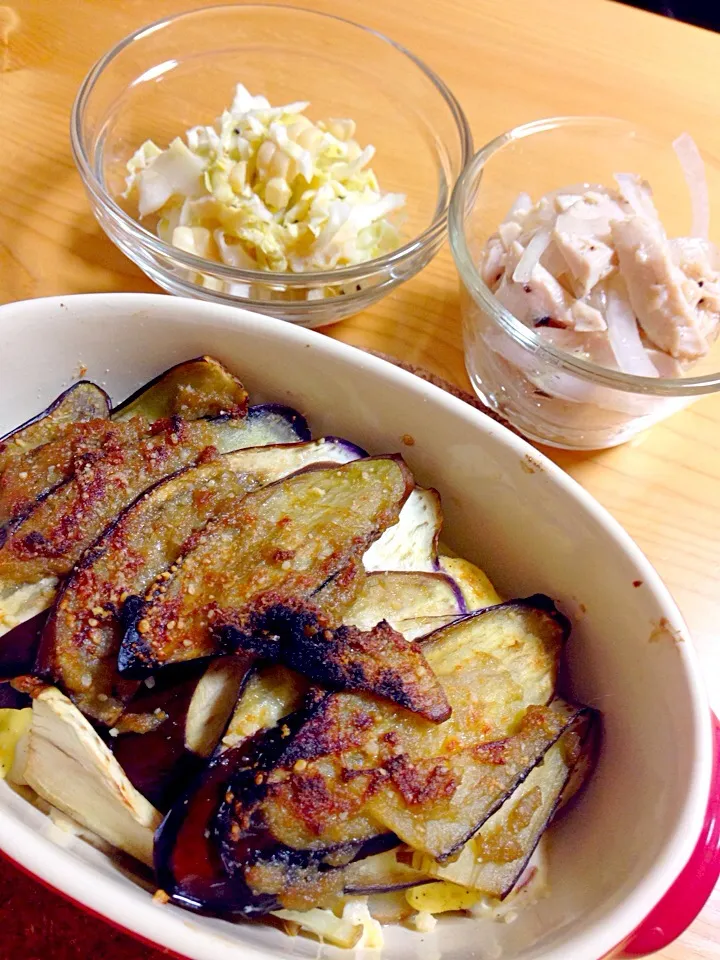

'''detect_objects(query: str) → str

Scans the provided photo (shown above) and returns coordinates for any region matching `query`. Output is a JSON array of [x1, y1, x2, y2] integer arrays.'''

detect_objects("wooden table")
[[1, 0, 719, 956]]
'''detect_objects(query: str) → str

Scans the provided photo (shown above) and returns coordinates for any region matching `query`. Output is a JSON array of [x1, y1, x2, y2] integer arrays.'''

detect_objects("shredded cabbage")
[[123, 84, 405, 275]]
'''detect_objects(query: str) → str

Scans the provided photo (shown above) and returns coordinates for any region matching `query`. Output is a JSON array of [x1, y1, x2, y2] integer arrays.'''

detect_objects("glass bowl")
[[71, 4, 472, 328], [449, 117, 720, 449]]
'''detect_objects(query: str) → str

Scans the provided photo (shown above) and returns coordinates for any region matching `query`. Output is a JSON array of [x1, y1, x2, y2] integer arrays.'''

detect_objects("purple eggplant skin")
[[0, 381, 111, 453], [246, 404, 311, 442], [109, 661, 212, 812], [0, 611, 47, 681], [155, 689, 398, 918], [0, 681, 31, 709], [319, 436, 368, 460]]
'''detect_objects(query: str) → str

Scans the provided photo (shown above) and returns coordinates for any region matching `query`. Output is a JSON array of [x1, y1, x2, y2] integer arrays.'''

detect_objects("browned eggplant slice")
[[156, 597, 584, 917], [0, 418, 118, 529], [219, 604, 451, 722], [209, 698, 588, 913], [111, 356, 248, 422], [120, 457, 414, 676], [418, 595, 568, 708], [39, 439, 362, 725], [0, 381, 110, 473], [410, 710, 599, 897], [0, 417, 225, 585]]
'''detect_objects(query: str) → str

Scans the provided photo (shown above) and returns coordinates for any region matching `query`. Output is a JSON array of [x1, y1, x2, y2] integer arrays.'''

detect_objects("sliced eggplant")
[[157, 596, 586, 917], [221, 666, 309, 752], [220, 606, 451, 722], [0, 680, 31, 710], [417, 595, 568, 708], [108, 662, 211, 812], [342, 571, 462, 641], [0, 610, 46, 678], [213, 698, 588, 911], [363, 488, 442, 573], [23, 687, 162, 865], [39, 438, 363, 725], [111, 356, 248, 422], [120, 457, 414, 676], [0, 416, 251, 585], [244, 404, 310, 444], [439, 556, 502, 610], [185, 658, 249, 758], [343, 849, 430, 894], [0, 381, 110, 473], [0, 418, 119, 529], [410, 710, 598, 897]]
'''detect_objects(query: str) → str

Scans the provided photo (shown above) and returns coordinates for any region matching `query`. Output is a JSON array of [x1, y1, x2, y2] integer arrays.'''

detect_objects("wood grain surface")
[[0, 0, 719, 957]]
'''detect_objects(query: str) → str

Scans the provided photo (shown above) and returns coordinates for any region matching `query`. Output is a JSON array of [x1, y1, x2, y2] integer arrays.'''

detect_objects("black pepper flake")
[[699, 298, 706, 306], [233, 127, 240, 135], [523, 284, 533, 293], [534, 316, 564, 329], [698, 280, 704, 287]]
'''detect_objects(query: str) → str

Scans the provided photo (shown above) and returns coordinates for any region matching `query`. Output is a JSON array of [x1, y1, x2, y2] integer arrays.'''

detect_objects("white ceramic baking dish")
[[0, 293, 717, 960]]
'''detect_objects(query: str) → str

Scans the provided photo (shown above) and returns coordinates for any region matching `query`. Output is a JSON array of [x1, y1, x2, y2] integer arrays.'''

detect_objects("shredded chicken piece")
[[480, 175, 720, 374]]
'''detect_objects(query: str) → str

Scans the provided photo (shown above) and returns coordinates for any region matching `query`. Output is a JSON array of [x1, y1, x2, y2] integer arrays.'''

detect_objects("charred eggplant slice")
[[111, 356, 248, 422], [219, 605, 451, 722], [157, 597, 582, 917], [211, 698, 588, 911], [40, 439, 362, 724], [119, 457, 414, 676], [0, 381, 110, 473]]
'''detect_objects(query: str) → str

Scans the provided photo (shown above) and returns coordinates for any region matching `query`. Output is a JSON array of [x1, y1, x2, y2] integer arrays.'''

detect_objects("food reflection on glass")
[[480, 139, 719, 379], [122, 84, 406, 297], [0, 355, 599, 948]]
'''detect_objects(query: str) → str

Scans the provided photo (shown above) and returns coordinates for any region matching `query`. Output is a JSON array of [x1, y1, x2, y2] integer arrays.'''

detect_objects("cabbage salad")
[[122, 85, 406, 278]]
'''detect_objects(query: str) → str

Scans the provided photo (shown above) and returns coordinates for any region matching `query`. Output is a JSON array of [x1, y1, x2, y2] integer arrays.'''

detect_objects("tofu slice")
[[22, 688, 161, 865]]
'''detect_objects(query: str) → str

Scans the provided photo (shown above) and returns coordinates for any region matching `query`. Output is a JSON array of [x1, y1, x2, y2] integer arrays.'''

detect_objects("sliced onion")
[[512, 228, 551, 284], [673, 132, 710, 241], [505, 192, 532, 220], [606, 286, 658, 377]]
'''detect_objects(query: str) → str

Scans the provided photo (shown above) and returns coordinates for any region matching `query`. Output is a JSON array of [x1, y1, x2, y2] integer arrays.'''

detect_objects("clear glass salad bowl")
[[449, 117, 720, 449], [71, 4, 472, 328]]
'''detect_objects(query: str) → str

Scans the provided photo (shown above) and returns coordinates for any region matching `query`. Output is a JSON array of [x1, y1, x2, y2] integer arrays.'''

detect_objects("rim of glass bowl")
[[449, 115, 720, 398], [71, 3, 473, 291]]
